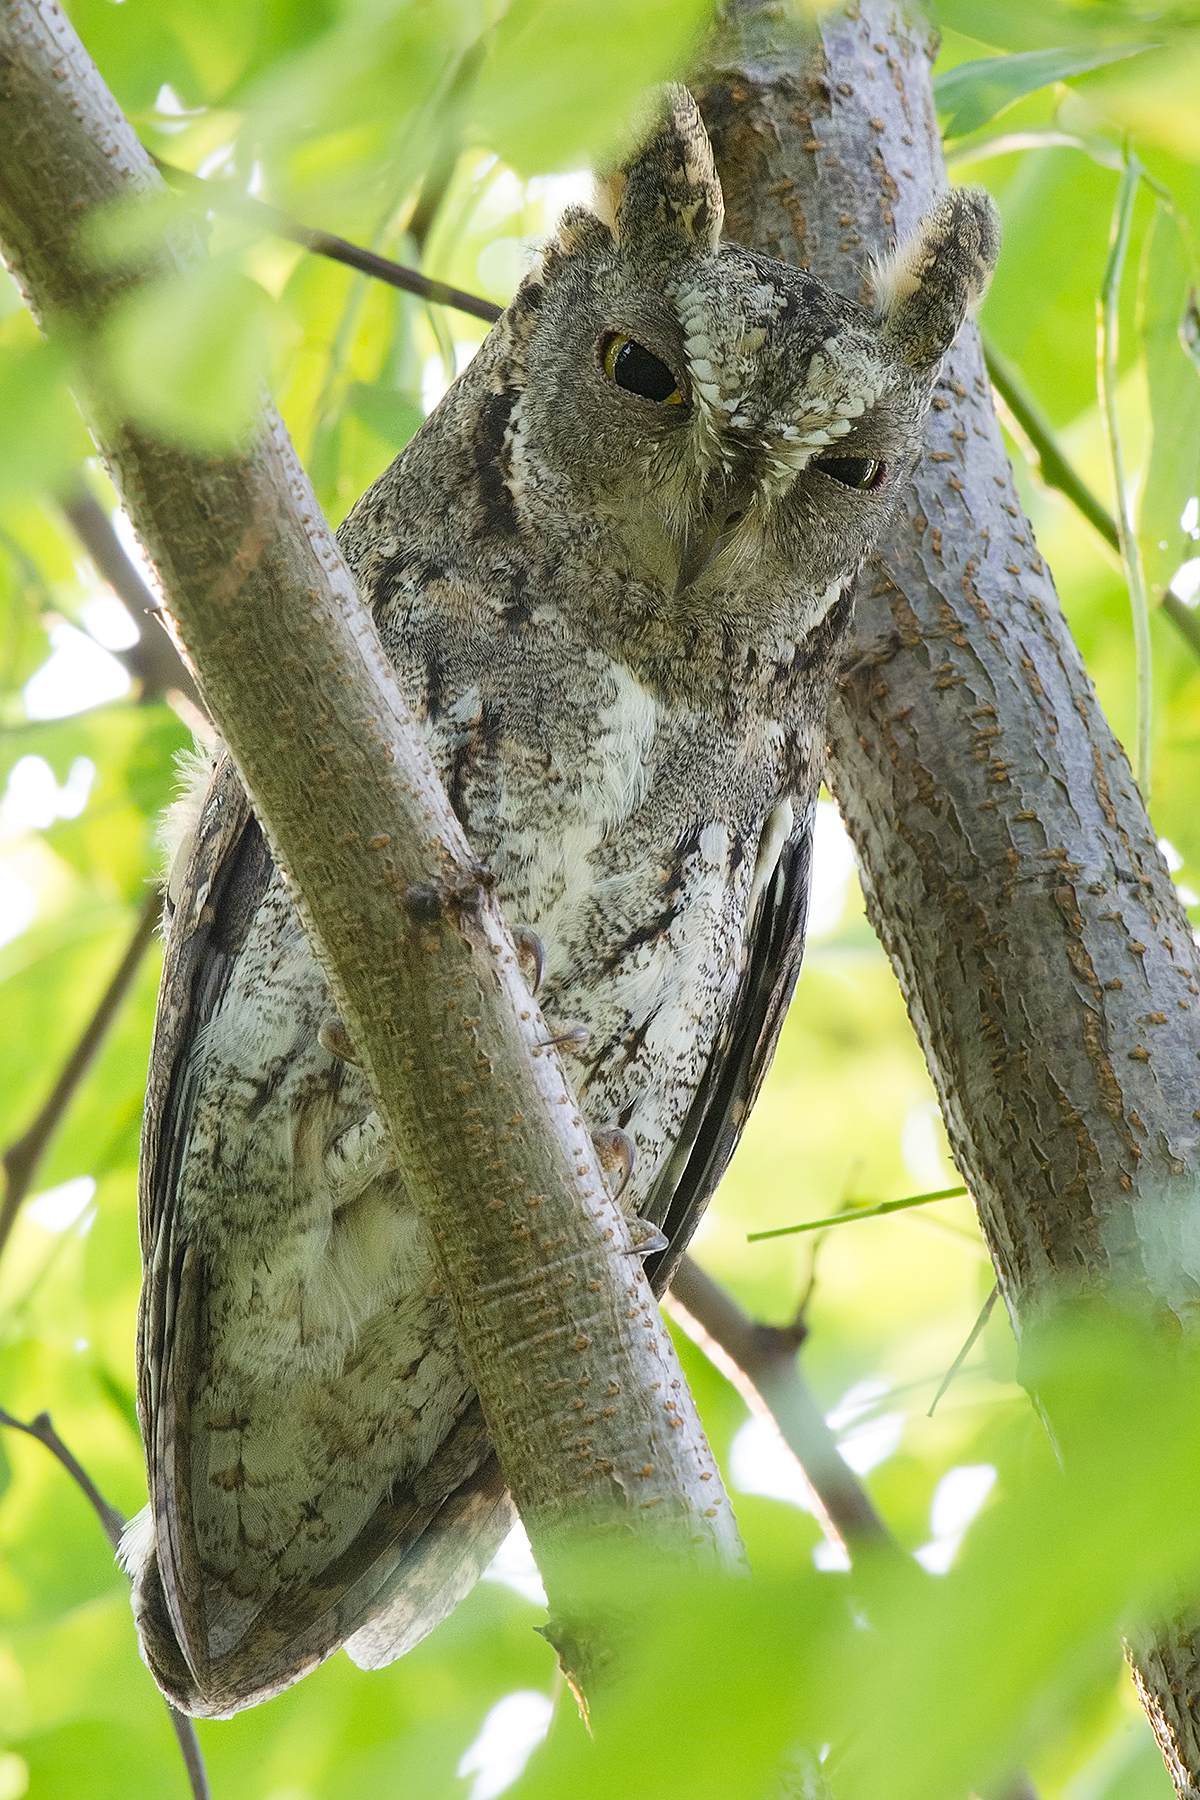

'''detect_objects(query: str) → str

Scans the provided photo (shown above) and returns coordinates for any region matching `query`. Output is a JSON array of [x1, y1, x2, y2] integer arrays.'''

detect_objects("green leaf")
[[934, 43, 1159, 139], [0, 341, 90, 498], [344, 381, 423, 451], [100, 259, 291, 450], [244, 0, 481, 228], [468, 0, 712, 174], [1138, 204, 1200, 602]]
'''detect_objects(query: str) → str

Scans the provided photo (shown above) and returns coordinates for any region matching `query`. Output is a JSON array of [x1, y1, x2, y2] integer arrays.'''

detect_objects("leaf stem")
[[984, 339, 1118, 551], [984, 337, 1200, 663], [747, 1186, 968, 1242], [1098, 152, 1154, 794]]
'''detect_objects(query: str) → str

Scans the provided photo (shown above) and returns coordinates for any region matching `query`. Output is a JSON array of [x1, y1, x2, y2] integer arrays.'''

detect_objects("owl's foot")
[[512, 925, 545, 995], [591, 1125, 635, 1196], [623, 1216, 669, 1258], [318, 1017, 360, 1065]]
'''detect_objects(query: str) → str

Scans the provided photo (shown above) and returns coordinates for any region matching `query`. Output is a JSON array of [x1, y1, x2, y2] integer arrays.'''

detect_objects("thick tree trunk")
[[0, 0, 742, 1671], [697, 2, 1200, 1787]]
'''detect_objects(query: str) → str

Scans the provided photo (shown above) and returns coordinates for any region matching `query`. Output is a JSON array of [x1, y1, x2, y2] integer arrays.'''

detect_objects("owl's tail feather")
[[129, 1424, 514, 1716]]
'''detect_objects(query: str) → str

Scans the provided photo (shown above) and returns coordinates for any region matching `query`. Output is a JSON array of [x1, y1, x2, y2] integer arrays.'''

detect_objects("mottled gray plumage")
[[127, 89, 998, 1716]]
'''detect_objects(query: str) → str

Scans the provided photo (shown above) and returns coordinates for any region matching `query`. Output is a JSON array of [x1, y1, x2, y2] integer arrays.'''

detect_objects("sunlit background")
[[2, 0, 1200, 1796]]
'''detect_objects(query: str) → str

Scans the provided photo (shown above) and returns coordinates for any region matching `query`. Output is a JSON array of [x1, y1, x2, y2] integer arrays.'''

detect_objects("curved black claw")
[[591, 1125, 635, 1198], [541, 1020, 590, 1054], [318, 1017, 361, 1065], [512, 925, 546, 995]]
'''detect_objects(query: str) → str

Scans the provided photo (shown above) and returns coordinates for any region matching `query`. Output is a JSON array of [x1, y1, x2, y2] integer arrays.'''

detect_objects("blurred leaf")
[[244, 0, 481, 226], [344, 380, 423, 450], [980, 146, 1141, 425], [934, 2, 1184, 55], [468, 0, 713, 173], [1139, 204, 1200, 602], [100, 258, 292, 449], [0, 343, 90, 500], [935, 43, 1159, 139]]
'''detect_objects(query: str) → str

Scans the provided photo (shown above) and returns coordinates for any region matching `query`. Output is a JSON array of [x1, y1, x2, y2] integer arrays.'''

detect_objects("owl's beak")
[[675, 483, 754, 595]]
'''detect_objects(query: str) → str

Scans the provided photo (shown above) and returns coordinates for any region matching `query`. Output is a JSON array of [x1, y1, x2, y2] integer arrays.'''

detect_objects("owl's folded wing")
[[134, 757, 514, 1716], [644, 799, 814, 1297]]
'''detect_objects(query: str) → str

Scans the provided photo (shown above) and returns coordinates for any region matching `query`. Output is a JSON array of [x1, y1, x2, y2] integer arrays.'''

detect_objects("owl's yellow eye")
[[602, 333, 683, 405]]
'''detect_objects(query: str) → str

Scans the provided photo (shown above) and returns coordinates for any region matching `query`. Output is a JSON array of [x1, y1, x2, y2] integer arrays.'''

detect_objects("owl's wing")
[[134, 757, 513, 1717], [645, 800, 814, 1297]]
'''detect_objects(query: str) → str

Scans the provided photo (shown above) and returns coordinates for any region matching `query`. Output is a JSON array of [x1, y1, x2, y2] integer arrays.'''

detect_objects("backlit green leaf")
[[935, 43, 1159, 139]]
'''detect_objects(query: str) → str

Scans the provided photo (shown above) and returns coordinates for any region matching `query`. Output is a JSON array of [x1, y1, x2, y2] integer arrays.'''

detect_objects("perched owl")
[[125, 89, 998, 1716]]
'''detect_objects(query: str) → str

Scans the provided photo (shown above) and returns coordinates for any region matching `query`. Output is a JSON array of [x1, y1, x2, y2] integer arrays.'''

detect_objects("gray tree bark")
[[0, 0, 742, 1678], [696, 2, 1200, 1789]]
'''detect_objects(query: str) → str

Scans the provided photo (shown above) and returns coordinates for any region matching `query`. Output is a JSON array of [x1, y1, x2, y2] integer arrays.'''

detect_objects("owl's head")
[[492, 86, 999, 640]]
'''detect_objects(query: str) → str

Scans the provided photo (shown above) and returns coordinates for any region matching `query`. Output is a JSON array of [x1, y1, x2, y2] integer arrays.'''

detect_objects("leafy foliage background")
[[2, 1, 1200, 1795]]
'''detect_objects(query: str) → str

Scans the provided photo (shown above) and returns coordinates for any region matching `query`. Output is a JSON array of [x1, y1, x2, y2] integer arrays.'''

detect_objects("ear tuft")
[[871, 187, 1001, 372], [598, 85, 723, 272]]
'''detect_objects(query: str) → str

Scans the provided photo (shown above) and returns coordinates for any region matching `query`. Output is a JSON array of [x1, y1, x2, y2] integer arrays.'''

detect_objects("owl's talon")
[[623, 1217, 669, 1258], [318, 1018, 360, 1065], [512, 925, 546, 995], [540, 1020, 590, 1054], [591, 1126, 635, 1197]]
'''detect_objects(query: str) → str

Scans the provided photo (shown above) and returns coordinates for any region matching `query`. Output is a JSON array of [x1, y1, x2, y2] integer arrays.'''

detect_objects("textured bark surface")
[[697, 2, 1200, 1786], [0, 0, 741, 1625]]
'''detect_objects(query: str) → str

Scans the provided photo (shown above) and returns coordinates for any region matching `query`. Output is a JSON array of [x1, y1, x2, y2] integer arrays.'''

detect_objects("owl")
[[124, 89, 999, 1716]]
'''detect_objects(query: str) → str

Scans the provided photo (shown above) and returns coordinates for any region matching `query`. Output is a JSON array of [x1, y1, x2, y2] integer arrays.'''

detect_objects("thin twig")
[[927, 1285, 1000, 1418], [57, 482, 206, 714], [152, 156, 504, 325], [0, 1407, 211, 1800], [0, 1407, 125, 1545], [669, 1255, 895, 1555], [984, 340, 1119, 552], [1098, 153, 1154, 793], [0, 887, 162, 1269], [747, 1185, 968, 1242]]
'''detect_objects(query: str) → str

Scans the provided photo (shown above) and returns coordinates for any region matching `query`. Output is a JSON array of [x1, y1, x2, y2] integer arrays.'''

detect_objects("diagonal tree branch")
[[0, 0, 741, 1693], [669, 1254, 894, 1555], [668, 1258, 1043, 1800], [0, 1407, 211, 1800], [695, 1, 1200, 1788]]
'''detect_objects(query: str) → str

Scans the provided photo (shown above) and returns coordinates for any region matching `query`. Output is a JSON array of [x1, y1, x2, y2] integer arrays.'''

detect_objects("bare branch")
[[57, 481, 206, 713], [0, 1407, 124, 1547], [0, 1407, 211, 1800], [0, 887, 162, 1269], [669, 1256, 893, 1556], [153, 156, 504, 325]]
